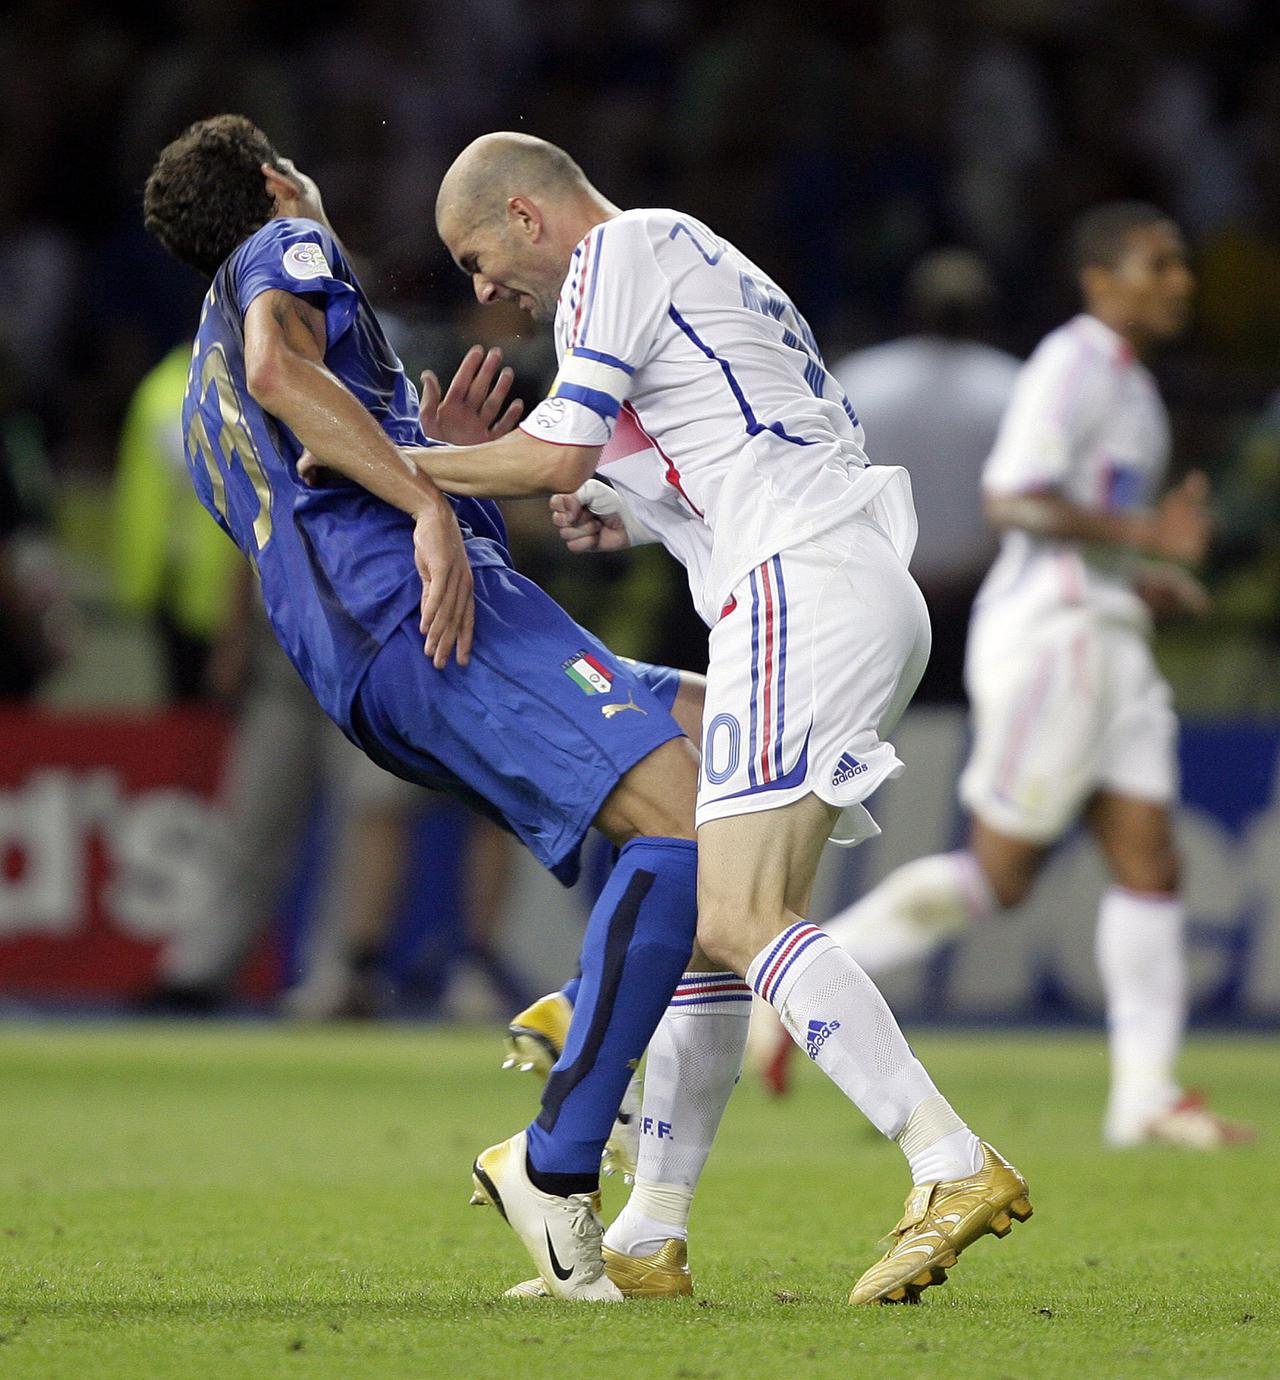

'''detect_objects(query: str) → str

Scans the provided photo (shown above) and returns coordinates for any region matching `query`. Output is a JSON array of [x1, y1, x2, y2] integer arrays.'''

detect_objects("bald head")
[[436, 132, 593, 237], [435, 133, 619, 322]]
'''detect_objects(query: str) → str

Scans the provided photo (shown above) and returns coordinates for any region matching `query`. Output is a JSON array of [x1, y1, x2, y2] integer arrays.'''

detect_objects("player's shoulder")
[[609, 206, 683, 233], [599, 207, 715, 252], [1030, 314, 1128, 372], [232, 217, 347, 283], [1031, 314, 1086, 355]]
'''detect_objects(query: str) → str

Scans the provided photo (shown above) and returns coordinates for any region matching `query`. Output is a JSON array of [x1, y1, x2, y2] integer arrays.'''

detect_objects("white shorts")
[[695, 511, 930, 844], [958, 605, 1179, 844]]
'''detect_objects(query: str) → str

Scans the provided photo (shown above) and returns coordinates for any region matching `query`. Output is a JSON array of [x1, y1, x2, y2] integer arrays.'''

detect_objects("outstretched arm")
[[984, 471, 1212, 564], [243, 288, 474, 668], [400, 428, 602, 500]]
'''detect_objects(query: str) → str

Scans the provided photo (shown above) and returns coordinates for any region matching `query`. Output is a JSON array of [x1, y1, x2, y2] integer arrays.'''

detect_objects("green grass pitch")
[[0, 1023, 1276, 1378]]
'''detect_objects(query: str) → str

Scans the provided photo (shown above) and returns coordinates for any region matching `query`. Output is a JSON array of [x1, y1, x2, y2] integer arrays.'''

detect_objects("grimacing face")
[[442, 209, 565, 323], [1104, 221, 1195, 343]]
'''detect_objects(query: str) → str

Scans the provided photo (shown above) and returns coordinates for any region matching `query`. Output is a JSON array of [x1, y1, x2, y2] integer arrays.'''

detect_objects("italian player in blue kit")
[[142, 114, 705, 1300]]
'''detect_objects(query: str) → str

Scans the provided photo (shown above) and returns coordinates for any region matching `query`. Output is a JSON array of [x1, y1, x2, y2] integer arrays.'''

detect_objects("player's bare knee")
[[693, 907, 747, 974], [669, 671, 707, 745], [694, 879, 773, 974], [970, 823, 1042, 910], [595, 738, 698, 844], [970, 843, 1034, 909], [695, 882, 787, 974], [603, 808, 696, 847], [1111, 846, 1180, 896], [987, 865, 1034, 911]]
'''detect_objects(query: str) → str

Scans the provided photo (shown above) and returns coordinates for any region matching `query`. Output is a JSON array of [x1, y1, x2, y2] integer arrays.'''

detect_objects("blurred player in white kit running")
[[769, 201, 1252, 1150], [382, 132, 1034, 1305]]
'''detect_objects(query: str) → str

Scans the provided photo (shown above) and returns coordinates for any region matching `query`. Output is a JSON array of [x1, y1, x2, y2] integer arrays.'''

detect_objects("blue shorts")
[[349, 562, 684, 885]]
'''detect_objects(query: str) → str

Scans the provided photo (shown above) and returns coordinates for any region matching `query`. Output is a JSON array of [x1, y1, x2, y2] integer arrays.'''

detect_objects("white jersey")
[[974, 313, 1171, 633], [519, 208, 916, 625]]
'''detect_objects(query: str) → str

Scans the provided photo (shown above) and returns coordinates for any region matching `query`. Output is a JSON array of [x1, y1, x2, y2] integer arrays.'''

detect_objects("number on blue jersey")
[[185, 337, 274, 550]]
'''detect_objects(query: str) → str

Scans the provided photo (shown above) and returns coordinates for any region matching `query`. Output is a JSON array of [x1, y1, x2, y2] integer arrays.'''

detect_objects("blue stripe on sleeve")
[[553, 381, 623, 420], [569, 346, 635, 375]]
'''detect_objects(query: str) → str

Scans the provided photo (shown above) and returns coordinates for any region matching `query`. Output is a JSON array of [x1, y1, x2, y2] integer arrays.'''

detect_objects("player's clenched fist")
[[550, 480, 651, 553]]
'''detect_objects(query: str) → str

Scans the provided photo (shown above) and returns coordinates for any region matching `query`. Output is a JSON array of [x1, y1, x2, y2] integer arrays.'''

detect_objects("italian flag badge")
[[563, 651, 614, 695]]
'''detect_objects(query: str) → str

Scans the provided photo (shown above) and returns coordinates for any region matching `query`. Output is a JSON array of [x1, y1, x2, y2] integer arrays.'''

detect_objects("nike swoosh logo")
[[544, 1225, 574, 1281]]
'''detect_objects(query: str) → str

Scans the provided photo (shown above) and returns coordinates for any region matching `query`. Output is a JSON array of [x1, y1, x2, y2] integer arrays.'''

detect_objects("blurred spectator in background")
[[110, 343, 240, 699], [832, 248, 1019, 702], [0, 343, 70, 699]]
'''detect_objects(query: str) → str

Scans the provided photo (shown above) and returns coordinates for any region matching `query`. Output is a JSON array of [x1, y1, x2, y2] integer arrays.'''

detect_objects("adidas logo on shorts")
[[805, 1017, 841, 1058], [832, 752, 867, 787]]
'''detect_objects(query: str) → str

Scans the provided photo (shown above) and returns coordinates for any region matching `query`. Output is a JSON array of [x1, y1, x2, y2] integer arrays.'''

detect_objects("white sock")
[[747, 923, 979, 1183], [1095, 886, 1186, 1139], [897, 1094, 984, 1183], [605, 972, 751, 1256], [825, 850, 996, 977]]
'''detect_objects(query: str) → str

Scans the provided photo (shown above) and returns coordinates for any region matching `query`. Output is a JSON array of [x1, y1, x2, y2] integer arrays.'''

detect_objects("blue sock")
[[525, 836, 697, 1190], [557, 838, 623, 1009]]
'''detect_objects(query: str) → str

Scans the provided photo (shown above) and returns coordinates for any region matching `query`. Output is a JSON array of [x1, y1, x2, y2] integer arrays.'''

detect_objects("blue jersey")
[[181, 217, 509, 728]]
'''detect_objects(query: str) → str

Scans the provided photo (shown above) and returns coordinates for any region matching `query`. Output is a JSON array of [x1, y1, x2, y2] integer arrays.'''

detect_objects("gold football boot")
[[504, 1239, 693, 1299], [602, 1240, 693, 1297], [503, 991, 573, 1078], [849, 1142, 1032, 1305], [501, 991, 641, 1180]]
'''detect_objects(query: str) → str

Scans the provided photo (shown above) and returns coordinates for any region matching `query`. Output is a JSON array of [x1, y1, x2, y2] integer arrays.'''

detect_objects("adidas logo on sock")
[[832, 752, 867, 787], [805, 1017, 841, 1059]]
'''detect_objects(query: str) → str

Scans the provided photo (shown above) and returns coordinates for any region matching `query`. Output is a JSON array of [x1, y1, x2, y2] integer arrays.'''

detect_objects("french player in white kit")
[[393, 132, 1033, 1304], [769, 201, 1253, 1149]]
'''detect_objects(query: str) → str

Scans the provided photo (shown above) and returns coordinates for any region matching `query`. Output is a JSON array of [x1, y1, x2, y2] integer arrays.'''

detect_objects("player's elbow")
[[244, 340, 299, 411], [984, 492, 1045, 533], [244, 351, 285, 409], [983, 494, 1015, 530], [540, 446, 598, 495]]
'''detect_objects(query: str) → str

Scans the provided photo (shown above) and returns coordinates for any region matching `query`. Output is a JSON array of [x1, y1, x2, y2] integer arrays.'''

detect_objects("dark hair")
[[903, 247, 996, 340], [143, 114, 283, 276], [1070, 200, 1174, 275]]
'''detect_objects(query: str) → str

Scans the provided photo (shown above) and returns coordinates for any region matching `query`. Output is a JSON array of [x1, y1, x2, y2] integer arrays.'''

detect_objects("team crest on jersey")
[[563, 651, 614, 695], [282, 242, 332, 281]]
